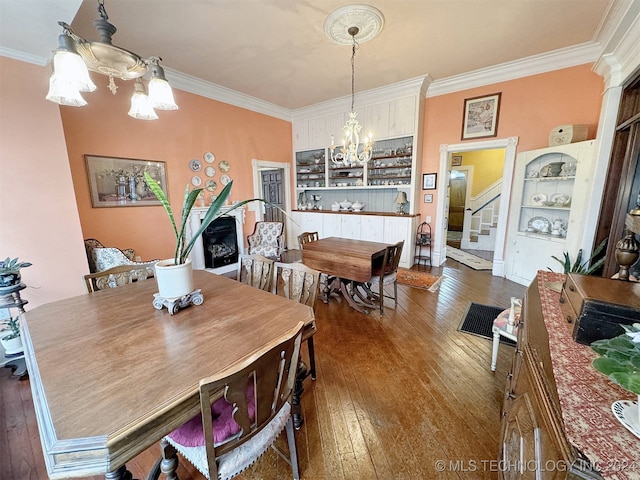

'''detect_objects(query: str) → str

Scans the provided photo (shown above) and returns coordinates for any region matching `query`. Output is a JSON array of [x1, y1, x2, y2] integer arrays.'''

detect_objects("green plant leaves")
[[591, 331, 640, 395]]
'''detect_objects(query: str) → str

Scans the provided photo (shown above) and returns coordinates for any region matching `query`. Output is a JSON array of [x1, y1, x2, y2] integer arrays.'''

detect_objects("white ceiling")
[[0, 0, 615, 110]]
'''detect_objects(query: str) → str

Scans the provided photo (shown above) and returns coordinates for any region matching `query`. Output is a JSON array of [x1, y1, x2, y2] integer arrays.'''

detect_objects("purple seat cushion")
[[168, 384, 255, 447]]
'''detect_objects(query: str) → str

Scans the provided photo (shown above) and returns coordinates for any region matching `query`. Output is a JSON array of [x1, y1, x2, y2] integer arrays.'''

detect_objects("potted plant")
[[144, 172, 267, 299], [0, 257, 32, 288], [0, 315, 22, 355], [591, 325, 640, 434]]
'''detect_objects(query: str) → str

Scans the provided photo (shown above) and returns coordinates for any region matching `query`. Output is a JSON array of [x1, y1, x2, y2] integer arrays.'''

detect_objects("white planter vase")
[[154, 258, 194, 299], [1, 335, 23, 355]]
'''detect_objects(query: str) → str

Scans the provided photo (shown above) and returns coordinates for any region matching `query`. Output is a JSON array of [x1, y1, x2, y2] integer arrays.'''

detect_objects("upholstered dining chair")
[[83, 264, 154, 293], [366, 240, 404, 315], [236, 254, 274, 291], [247, 221, 285, 260], [84, 238, 156, 275], [273, 262, 320, 382], [156, 322, 304, 480]]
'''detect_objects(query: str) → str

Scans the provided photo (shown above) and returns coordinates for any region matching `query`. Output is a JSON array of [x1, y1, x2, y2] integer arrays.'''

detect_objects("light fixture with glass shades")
[[324, 5, 384, 165], [45, 0, 178, 120]]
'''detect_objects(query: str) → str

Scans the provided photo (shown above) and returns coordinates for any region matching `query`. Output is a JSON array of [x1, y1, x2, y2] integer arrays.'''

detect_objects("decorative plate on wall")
[[204, 152, 215, 163], [219, 160, 230, 173], [205, 166, 215, 177], [206, 180, 217, 192], [191, 176, 202, 187], [190, 159, 202, 172], [220, 174, 231, 186]]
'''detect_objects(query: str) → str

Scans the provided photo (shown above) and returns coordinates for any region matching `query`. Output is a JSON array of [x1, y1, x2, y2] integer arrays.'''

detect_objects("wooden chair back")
[[381, 240, 404, 278], [237, 254, 275, 291], [83, 264, 153, 293], [273, 262, 320, 310], [199, 322, 303, 474], [298, 231, 319, 248]]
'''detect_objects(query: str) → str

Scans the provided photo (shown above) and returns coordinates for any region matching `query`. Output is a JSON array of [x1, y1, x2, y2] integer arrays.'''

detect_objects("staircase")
[[460, 180, 501, 251]]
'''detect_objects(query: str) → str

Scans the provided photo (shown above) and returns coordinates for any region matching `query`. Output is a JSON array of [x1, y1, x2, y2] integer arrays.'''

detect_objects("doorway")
[[261, 169, 285, 223], [433, 137, 519, 277], [251, 159, 292, 245], [447, 169, 468, 248]]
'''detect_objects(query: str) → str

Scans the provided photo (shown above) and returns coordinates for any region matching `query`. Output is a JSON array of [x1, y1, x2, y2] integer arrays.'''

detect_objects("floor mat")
[[396, 268, 444, 292], [446, 246, 493, 270], [458, 302, 516, 345]]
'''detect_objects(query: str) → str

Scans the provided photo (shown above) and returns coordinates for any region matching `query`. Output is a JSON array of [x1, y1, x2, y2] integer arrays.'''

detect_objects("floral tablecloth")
[[538, 271, 640, 480]]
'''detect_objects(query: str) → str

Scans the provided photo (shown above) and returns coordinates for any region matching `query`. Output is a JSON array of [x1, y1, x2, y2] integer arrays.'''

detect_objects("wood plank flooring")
[[0, 260, 526, 480]]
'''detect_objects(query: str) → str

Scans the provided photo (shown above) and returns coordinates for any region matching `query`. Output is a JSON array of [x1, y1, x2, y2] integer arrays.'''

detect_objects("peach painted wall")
[[420, 64, 604, 237], [0, 57, 88, 307], [60, 82, 292, 261]]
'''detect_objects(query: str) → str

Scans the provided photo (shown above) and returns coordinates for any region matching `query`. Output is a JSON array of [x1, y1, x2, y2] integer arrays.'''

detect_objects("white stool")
[[490, 297, 521, 371]]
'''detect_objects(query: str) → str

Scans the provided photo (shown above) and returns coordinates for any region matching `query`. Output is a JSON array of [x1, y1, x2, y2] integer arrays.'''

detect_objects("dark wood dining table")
[[301, 236, 390, 314], [21, 270, 314, 480]]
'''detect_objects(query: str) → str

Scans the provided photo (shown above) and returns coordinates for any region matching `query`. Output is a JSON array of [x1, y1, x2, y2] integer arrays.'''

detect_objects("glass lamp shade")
[[148, 77, 178, 110], [52, 49, 96, 93], [128, 80, 158, 120], [46, 74, 87, 107]]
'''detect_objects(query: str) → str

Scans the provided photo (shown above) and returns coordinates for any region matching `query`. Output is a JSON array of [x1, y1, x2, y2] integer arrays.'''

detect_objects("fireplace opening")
[[201, 217, 238, 268]]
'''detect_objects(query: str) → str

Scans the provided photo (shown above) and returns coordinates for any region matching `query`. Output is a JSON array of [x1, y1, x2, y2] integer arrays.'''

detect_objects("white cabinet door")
[[363, 103, 390, 140], [389, 96, 417, 137], [292, 121, 308, 151], [341, 215, 361, 239], [307, 117, 327, 149], [384, 216, 417, 268], [322, 213, 342, 238], [360, 216, 385, 242]]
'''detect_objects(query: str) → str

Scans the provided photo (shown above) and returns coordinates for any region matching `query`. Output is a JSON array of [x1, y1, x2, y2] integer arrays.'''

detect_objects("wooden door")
[[448, 171, 467, 231], [261, 169, 285, 223]]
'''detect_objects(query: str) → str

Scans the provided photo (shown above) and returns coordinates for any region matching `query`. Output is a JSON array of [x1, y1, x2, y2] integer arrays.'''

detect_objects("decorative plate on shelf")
[[550, 193, 571, 207], [191, 176, 202, 187], [529, 193, 547, 206], [204, 152, 215, 163], [612, 400, 640, 440], [190, 159, 202, 172], [219, 160, 230, 173], [205, 180, 217, 192], [527, 216, 550, 233], [220, 174, 231, 186], [205, 166, 216, 178]]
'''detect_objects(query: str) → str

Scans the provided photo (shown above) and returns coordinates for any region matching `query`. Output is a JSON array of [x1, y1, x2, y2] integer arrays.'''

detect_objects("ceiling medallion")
[[323, 4, 385, 45]]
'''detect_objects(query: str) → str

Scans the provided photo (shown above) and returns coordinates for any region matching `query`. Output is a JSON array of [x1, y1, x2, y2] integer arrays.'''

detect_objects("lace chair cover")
[[92, 248, 156, 277]]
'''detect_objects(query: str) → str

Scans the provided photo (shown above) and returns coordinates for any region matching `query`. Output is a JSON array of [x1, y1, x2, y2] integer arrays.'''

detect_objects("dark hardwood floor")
[[0, 260, 526, 480]]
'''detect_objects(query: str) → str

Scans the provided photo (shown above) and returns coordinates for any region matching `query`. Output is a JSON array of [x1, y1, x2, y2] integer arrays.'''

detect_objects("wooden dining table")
[[301, 236, 390, 314], [21, 270, 314, 480]]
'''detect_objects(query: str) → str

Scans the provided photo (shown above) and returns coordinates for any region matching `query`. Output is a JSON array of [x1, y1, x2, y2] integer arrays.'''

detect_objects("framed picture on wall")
[[422, 173, 437, 190], [424, 194, 433, 203], [86, 155, 168, 208], [461, 92, 501, 140], [452, 155, 462, 166]]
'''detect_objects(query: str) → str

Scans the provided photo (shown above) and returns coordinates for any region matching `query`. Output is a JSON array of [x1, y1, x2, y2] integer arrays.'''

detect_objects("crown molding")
[[291, 75, 432, 122], [164, 67, 292, 121], [427, 42, 602, 97], [0, 47, 48, 67]]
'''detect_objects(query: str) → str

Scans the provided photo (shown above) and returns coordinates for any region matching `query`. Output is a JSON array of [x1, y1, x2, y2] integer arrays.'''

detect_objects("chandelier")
[[325, 5, 384, 165], [45, 0, 178, 120]]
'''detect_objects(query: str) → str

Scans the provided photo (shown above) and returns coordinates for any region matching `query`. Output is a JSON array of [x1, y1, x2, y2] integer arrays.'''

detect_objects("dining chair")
[[83, 264, 154, 293], [236, 254, 274, 291], [298, 231, 332, 303], [246, 221, 285, 260], [297, 231, 318, 248], [491, 297, 521, 371], [273, 262, 320, 381], [157, 322, 304, 480], [366, 240, 404, 315]]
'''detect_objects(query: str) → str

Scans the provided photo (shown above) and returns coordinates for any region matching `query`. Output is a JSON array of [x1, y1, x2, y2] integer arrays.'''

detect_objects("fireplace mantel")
[[187, 206, 246, 273]]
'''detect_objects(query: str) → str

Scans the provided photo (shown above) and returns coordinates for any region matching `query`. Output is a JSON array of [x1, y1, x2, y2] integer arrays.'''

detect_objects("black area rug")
[[458, 302, 516, 345]]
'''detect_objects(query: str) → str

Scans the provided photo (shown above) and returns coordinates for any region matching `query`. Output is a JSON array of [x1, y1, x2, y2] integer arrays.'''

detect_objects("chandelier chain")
[[350, 36, 359, 112], [97, 0, 108, 20]]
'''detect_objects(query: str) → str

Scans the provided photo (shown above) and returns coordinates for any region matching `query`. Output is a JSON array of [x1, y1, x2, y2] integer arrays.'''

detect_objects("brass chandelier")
[[45, 0, 178, 120]]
